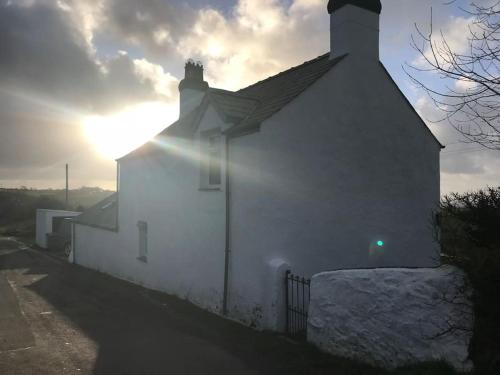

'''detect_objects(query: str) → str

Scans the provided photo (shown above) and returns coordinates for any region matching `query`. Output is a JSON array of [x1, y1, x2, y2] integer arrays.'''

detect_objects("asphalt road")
[[0, 236, 376, 375]]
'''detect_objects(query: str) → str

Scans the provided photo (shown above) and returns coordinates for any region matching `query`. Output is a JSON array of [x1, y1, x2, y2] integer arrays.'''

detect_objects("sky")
[[0, 0, 499, 194]]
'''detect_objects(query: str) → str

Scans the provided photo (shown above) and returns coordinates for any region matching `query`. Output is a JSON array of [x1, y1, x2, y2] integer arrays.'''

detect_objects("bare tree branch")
[[406, 2, 500, 149]]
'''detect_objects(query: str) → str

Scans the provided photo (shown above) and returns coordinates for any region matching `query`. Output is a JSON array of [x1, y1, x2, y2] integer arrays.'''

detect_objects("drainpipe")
[[222, 135, 231, 316], [221, 126, 259, 316]]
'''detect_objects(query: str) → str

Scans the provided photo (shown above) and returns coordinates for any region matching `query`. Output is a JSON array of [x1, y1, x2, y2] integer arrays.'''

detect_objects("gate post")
[[263, 259, 290, 331], [285, 270, 290, 334]]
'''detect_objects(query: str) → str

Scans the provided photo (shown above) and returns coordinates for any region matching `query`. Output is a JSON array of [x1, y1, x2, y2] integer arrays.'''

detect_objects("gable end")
[[380, 63, 444, 149]]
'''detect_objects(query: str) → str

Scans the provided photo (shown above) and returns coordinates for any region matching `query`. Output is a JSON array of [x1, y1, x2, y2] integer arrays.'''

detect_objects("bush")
[[439, 187, 500, 375]]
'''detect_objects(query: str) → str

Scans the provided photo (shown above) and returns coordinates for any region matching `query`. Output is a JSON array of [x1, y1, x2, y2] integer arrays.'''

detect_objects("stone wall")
[[307, 266, 473, 371]]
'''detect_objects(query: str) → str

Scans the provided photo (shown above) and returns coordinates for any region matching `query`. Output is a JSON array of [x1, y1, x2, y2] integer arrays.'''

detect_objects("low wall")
[[307, 266, 474, 371]]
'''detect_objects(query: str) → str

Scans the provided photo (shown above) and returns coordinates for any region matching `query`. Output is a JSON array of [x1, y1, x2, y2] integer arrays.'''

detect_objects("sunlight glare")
[[82, 102, 178, 160]]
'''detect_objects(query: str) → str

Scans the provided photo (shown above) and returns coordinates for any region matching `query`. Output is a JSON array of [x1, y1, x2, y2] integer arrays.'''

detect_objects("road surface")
[[0, 236, 377, 375]]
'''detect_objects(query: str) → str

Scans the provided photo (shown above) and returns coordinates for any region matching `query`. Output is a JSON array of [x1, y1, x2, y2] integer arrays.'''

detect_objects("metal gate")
[[285, 270, 311, 339]]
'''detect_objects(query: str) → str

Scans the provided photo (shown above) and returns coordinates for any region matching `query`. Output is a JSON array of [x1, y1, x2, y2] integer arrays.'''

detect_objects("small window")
[[137, 221, 147, 262]]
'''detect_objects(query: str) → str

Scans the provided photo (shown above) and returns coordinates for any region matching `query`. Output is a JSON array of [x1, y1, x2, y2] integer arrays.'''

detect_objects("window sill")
[[198, 187, 222, 192], [137, 256, 148, 263]]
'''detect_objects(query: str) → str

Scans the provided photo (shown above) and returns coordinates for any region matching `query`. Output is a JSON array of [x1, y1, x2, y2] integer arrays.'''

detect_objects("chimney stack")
[[328, 0, 382, 61], [178, 60, 209, 118]]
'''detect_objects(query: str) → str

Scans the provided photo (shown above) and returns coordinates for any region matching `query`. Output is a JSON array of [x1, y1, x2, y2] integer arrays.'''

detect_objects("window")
[[207, 135, 221, 185], [200, 130, 222, 189], [137, 221, 147, 262]]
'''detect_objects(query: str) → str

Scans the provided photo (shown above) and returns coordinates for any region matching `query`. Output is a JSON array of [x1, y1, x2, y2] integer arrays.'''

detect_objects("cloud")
[[133, 58, 178, 99], [84, 0, 329, 91], [407, 5, 500, 193], [0, 0, 181, 112], [0, 0, 178, 187], [412, 15, 477, 68], [96, 0, 197, 63], [174, 0, 328, 90], [415, 95, 500, 192]]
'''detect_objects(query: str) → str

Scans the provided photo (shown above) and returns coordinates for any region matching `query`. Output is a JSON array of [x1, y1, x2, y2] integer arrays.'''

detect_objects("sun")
[[82, 102, 178, 160]]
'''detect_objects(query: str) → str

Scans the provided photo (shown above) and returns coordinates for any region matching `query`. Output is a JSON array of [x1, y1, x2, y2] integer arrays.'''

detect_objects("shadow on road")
[[0, 247, 381, 375]]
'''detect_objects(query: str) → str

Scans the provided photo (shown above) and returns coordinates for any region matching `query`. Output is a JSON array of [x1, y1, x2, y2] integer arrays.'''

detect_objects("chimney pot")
[[328, 0, 382, 15], [179, 60, 209, 92], [178, 59, 209, 117]]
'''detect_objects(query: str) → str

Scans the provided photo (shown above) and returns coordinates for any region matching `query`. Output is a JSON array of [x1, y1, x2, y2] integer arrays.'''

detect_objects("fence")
[[285, 270, 311, 339]]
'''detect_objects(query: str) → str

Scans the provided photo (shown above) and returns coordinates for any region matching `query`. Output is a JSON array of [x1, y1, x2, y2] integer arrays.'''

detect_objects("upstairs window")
[[207, 135, 221, 186], [200, 129, 222, 189]]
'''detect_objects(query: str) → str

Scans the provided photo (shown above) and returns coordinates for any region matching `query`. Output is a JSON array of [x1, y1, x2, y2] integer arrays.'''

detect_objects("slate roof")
[[230, 53, 345, 133], [205, 53, 345, 131], [119, 51, 441, 161], [208, 88, 259, 122], [119, 53, 344, 161], [73, 193, 118, 231]]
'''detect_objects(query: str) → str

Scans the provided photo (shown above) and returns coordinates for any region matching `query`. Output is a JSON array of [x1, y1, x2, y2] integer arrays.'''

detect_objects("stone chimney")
[[328, 0, 382, 61], [178, 60, 209, 118]]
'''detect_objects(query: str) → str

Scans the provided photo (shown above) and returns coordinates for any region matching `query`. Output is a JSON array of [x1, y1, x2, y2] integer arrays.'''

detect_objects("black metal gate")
[[285, 270, 311, 339]]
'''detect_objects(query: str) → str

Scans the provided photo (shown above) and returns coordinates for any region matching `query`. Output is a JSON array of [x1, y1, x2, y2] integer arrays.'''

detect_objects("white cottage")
[[72, 0, 443, 331]]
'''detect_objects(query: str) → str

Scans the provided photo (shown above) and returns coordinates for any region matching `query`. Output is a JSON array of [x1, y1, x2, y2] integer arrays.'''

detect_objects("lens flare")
[[82, 102, 178, 160]]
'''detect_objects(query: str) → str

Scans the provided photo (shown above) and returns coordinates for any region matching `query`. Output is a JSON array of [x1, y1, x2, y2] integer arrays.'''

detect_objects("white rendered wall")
[[225, 55, 441, 328], [36, 209, 80, 248], [74, 106, 229, 313]]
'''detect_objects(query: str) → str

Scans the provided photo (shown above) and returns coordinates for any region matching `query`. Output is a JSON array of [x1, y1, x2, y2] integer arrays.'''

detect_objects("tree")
[[438, 186, 500, 374], [407, 1, 500, 150]]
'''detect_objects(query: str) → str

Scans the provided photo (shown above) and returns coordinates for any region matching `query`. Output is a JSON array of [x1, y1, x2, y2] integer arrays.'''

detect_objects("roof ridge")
[[209, 87, 235, 95], [209, 87, 260, 102], [237, 52, 330, 93]]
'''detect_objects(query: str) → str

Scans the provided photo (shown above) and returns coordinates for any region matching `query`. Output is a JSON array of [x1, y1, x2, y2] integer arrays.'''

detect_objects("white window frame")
[[200, 129, 222, 190]]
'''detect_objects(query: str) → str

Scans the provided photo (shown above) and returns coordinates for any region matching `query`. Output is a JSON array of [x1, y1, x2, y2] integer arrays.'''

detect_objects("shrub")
[[439, 187, 500, 375]]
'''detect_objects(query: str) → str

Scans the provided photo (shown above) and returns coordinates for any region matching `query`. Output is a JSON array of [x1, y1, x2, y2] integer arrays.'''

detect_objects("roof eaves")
[[209, 87, 260, 101], [224, 121, 260, 137], [73, 192, 118, 231], [205, 91, 234, 124]]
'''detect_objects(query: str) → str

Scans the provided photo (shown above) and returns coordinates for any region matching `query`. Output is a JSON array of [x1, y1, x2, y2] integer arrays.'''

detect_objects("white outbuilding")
[[35, 209, 80, 248], [72, 0, 443, 331]]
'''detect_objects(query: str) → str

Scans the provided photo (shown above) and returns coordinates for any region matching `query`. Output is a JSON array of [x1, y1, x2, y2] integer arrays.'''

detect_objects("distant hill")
[[0, 187, 115, 211], [0, 187, 114, 228]]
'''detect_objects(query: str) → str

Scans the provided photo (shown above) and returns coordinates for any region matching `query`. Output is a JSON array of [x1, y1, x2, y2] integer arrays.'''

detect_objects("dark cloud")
[[0, 0, 179, 187], [98, 0, 196, 69], [0, 1, 98, 105], [0, 0, 163, 114]]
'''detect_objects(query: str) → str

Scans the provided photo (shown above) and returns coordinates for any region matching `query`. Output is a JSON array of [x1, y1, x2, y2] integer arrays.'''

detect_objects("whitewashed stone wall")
[[308, 266, 474, 371]]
